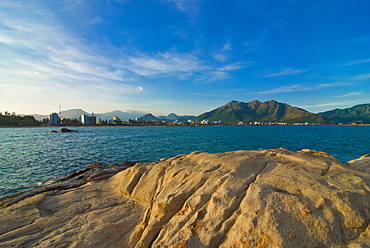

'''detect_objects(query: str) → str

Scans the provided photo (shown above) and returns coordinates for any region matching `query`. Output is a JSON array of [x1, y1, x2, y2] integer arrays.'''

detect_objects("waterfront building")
[[49, 113, 59, 126], [80, 114, 89, 125], [88, 115, 96, 125]]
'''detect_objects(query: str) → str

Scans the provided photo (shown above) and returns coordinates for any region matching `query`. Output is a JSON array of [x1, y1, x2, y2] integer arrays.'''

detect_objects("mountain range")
[[31, 100, 370, 124], [195, 100, 334, 124], [137, 113, 196, 122], [319, 104, 370, 124]]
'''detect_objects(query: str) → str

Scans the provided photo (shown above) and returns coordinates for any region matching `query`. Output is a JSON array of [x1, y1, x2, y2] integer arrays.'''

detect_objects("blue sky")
[[0, 0, 369, 115]]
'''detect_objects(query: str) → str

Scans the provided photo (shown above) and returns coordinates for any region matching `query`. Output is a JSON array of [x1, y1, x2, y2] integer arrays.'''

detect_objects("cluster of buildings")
[[48, 112, 122, 126], [80, 113, 102, 125]]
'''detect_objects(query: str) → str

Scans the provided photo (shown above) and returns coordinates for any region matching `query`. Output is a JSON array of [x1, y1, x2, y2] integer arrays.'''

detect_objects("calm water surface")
[[0, 125, 369, 197]]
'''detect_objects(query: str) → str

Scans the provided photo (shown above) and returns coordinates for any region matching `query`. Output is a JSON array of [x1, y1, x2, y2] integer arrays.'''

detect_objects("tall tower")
[[59, 105, 62, 120]]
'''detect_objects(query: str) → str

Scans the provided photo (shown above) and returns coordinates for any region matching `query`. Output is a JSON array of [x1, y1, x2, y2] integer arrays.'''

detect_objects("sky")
[[0, 0, 369, 116]]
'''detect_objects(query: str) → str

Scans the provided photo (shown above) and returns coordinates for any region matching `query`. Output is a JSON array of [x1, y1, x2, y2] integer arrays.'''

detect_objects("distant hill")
[[31, 109, 146, 121], [319, 104, 370, 124], [62, 109, 89, 119], [32, 109, 89, 121], [158, 113, 179, 120], [95, 110, 145, 121], [195, 100, 334, 124], [138, 113, 196, 122], [137, 113, 159, 121], [32, 114, 48, 121]]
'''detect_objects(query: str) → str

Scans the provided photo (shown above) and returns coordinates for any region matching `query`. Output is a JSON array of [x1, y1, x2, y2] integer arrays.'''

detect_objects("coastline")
[[2, 123, 370, 129]]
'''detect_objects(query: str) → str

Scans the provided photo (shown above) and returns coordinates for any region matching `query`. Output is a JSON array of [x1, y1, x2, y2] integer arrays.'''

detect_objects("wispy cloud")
[[302, 99, 369, 109], [212, 41, 233, 62], [335, 58, 370, 67], [258, 80, 358, 95], [259, 68, 310, 77], [302, 92, 364, 100], [352, 73, 370, 81], [218, 62, 247, 72], [168, 0, 202, 22], [336, 92, 362, 97], [317, 81, 355, 87], [0, 1, 244, 93], [192, 62, 249, 83], [126, 52, 209, 77], [258, 84, 313, 94]]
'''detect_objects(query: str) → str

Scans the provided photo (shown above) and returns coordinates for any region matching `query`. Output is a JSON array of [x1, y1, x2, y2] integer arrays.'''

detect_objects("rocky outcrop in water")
[[1, 149, 369, 247], [50, 128, 78, 133]]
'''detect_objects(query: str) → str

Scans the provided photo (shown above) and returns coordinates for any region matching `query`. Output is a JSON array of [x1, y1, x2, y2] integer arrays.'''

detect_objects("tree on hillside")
[[0, 112, 42, 127]]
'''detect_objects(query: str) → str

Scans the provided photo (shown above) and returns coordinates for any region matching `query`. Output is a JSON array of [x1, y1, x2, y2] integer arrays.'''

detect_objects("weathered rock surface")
[[1, 148, 370, 247]]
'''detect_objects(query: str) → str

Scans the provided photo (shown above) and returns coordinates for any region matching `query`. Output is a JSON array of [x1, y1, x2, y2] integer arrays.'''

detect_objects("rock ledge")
[[0, 148, 369, 247]]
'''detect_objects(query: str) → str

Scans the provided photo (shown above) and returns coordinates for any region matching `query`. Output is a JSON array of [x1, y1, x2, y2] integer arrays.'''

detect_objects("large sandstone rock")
[[0, 148, 369, 247]]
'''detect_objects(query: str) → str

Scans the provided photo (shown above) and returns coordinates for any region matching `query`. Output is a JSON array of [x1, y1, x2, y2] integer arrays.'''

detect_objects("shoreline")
[[1, 123, 370, 129]]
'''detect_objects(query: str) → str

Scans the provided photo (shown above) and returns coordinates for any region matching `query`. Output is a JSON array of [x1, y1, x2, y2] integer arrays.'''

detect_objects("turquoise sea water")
[[0, 125, 369, 198]]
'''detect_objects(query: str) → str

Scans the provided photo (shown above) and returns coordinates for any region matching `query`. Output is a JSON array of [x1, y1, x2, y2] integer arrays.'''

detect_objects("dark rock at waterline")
[[50, 128, 78, 133]]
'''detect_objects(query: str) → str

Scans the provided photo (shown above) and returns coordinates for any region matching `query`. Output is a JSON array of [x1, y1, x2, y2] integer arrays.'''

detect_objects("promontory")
[[0, 148, 369, 247]]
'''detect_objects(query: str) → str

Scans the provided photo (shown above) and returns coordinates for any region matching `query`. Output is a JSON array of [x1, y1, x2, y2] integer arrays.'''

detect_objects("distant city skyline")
[[0, 0, 369, 116]]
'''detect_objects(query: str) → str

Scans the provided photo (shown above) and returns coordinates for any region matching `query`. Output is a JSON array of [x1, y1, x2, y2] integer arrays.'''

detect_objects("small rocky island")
[[0, 148, 369, 247], [51, 127, 78, 133]]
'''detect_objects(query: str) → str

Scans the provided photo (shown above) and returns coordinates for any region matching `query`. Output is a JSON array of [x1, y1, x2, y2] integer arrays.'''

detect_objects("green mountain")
[[195, 100, 334, 124], [319, 104, 370, 124], [137, 113, 159, 121]]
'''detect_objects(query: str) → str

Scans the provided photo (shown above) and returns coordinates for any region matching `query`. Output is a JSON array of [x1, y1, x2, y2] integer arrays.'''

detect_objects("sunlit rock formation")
[[1, 149, 369, 247]]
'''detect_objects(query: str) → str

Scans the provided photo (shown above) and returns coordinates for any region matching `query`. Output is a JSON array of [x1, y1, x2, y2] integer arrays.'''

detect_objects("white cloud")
[[222, 42, 232, 51], [302, 100, 368, 109], [258, 79, 359, 95], [213, 41, 233, 62], [15, 70, 41, 77], [318, 82, 354, 87], [87, 16, 102, 25], [126, 52, 208, 77], [0, 0, 247, 114], [213, 54, 228, 62], [258, 84, 313, 94], [337, 92, 362, 97], [195, 70, 230, 83], [259, 68, 310, 77], [352, 73, 370, 81], [169, 0, 202, 21], [336, 58, 370, 67], [218, 62, 249, 71]]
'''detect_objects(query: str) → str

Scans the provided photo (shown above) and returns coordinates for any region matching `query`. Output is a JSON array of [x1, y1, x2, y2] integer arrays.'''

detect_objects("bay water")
[[0, 125, 369, 198]]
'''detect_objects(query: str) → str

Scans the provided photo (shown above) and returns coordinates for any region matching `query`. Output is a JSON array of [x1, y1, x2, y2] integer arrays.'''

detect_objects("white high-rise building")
[[80, 114, 89, 125]]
